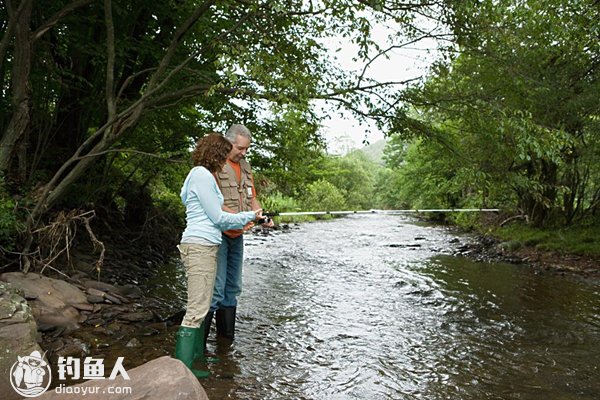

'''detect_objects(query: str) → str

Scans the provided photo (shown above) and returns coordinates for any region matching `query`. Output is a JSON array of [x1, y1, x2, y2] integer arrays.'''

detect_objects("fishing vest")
[[215, 159, 254, 213]]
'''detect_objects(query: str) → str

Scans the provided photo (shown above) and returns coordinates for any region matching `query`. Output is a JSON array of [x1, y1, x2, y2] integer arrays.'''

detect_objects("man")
[[205, 124, 273, 343]]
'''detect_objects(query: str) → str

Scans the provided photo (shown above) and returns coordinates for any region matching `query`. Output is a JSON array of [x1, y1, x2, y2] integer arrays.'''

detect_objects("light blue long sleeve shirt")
[[180, 166, 255, 244]]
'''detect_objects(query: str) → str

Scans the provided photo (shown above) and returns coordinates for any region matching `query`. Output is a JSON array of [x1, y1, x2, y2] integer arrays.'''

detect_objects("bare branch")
[[357, 33, 449, 83], [31, 0, 95, 42], [141, 6, 255, 104], [73, 148, 187, 163], [145, 0, 215, 91], [323, 78, 422, 98], [116, 67, 156, 100]]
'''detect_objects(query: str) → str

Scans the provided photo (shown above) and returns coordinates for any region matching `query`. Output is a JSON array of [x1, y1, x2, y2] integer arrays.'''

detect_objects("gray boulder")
[[38, 356, 209, 399], [0, 281, 44, 400], [0, 272, 89, 332]]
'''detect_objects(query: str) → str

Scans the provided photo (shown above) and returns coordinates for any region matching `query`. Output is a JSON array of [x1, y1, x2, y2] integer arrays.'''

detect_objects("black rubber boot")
[[204, 311, 214, 344], [195, 314, 219, 363], [216, 306, 236, 340]]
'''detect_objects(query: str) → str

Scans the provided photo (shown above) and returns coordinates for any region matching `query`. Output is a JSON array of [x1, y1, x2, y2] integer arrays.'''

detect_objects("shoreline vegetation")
[[1, 0, 598, 294], [482, 221, 600, 277]]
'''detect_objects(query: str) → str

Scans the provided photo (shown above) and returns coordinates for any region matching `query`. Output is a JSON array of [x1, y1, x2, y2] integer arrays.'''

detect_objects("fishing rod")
[[263, 208, 500, 218]]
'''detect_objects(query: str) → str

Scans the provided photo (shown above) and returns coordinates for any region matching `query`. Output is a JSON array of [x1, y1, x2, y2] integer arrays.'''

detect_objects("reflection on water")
[[153, 215, 600, 399]]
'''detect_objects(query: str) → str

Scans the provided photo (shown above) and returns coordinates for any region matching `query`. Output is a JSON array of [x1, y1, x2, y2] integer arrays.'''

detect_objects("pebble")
[[126, 338, 142, 347]]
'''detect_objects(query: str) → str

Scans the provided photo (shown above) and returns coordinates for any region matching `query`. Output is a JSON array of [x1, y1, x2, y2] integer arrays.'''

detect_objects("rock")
[[69, 271, 90, 281], [1, 272, 88, 305], [107, 291, 130, 304], [87, 287, 106, 297], [37, 356, 209, 400], [54, 339, 90, 358], [36, 310, 80, 333], [84, 317, 105, 326], [0, 282, 44, 400], [72, 303, 95, 312], [138, 326, 160, 336], [87, 295, 105, 304], [118, 311, 154, 322], [48, 338, 65, 352], [102, 308, 125, 320], [82, 279, 119, 293], [70, 258, 96, 273], [0, 272, 88, 332], [104, 293, 122, 305], [126, 338, 142, 347], [112, 284, 143, 299], [147, 322, 167, 331]]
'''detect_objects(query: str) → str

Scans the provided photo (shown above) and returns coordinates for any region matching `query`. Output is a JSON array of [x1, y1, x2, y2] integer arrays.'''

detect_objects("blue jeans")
[[210, 234, 243, 311]]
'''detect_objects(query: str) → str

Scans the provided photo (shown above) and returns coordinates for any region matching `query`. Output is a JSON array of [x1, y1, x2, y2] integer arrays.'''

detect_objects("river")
[[147, 214, 600, 399]]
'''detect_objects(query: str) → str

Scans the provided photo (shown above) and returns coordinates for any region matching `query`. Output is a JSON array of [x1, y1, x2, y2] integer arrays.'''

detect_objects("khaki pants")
[[178, 243, 219, 328]]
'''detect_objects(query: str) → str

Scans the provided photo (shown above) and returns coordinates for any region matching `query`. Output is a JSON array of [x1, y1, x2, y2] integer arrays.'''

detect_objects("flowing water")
[[146, 214, 600, 399]]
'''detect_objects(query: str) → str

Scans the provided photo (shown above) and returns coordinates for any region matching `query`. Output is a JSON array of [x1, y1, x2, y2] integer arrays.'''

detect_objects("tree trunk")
[[0, 0, 32, 174]]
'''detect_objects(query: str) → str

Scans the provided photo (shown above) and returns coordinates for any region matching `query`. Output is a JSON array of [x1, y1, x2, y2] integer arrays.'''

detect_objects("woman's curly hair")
[[191, 133, 232, 173]]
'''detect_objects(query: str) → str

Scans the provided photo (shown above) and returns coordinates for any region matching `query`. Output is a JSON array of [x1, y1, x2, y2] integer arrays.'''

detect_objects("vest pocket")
[[224, 199, 239, 210], [219, 180, 238, 199], [242, 178, 253, 198]]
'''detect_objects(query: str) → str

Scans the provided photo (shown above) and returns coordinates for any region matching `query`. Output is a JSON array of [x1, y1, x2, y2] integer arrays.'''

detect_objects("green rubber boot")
[[174, 326, 210, 378], [195, 316, 219, 363]]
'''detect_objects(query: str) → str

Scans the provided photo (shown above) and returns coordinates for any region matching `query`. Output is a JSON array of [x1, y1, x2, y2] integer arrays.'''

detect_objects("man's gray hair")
[[225, 124, 252, 143]]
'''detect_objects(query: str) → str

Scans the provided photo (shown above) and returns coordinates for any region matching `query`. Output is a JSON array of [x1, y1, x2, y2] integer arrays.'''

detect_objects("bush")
[[0, 179, 18, 249], [301, 179, 347, 212], [258, 192, 313, 223]]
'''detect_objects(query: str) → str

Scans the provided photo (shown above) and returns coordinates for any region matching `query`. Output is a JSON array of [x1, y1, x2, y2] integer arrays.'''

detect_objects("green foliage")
[[258, 191, 313, 223], [1, 0, 442, 264], [373, 167, 404, 209], [249, 108, 325, 197], [0, 179, 18, 249], [301, 179, 347, 212], [313, 151, 378, 209], [492, 222, 600, 257], [384, 0, 600, 227], [259, 191, 302, 214]]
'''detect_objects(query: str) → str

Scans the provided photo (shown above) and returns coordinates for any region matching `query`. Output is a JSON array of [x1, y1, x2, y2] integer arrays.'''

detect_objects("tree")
[[1, 0, 446, 271], [314, 151, 378, 209], [392, 0, 600, 226]]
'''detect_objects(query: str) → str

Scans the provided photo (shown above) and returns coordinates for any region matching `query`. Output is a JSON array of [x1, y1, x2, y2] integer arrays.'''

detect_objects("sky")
[[319, 19, 442, 154]]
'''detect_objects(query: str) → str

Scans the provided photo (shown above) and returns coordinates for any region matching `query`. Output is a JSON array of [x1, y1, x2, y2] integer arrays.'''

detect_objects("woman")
[[175, 133, 262, 378]]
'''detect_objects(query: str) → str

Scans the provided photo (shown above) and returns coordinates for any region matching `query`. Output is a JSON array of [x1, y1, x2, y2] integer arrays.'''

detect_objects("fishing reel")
[[257, 211, 278, 225], [257, 216, 272, 225]]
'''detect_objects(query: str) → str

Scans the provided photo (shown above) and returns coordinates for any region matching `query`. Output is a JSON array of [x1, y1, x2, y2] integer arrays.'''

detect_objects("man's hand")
[[261, 217, 275, 228]]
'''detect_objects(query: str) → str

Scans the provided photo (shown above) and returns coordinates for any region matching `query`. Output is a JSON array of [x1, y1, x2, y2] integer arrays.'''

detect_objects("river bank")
[[453, 233, 600, 278], [450, 214, 600, 278]]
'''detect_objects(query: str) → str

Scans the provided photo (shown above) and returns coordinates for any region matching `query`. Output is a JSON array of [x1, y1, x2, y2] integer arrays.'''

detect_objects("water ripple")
[[194, 215, 600, 399]]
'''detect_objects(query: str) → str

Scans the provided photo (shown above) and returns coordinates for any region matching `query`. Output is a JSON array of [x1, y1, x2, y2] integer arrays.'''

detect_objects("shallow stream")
[[139, 214, 600, 399]]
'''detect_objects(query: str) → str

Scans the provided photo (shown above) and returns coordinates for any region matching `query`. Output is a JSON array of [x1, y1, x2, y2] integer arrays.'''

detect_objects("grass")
[[490, 222, 600, 257]]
